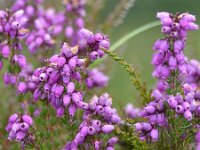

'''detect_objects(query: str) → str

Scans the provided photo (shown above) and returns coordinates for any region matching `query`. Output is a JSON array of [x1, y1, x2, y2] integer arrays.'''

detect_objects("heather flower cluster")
[[12, 0, 65, 53], [168, 84, 200, 120], [152, 12, 198, 92], [132, 12, 200, 149], [79, 28, 110, 61], [0, 9, 28, 65], [86, 68, 109, 88], [25, 8, 65, 54], [125, 103, 140, 118], [29, 43, 85, 117], [63, 0, 86, 46], [5, 114, 33, 142], [0, 9, 29, 88], [134, 90, 165, 141], [64, 93, 120, 149], [11, 0, 88, 55]]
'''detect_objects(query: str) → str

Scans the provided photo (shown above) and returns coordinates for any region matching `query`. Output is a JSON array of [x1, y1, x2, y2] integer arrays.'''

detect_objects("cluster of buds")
[[12, 0, 86, 54], [26, 8, 65, 53], [5, 114, 34, 142], [86, 68, 109, 88], [12, 0, 65, 53], [0, 9, 28, 40], [0, 9, 28, 70], [79, 28, 110, 61], [140, 90, 166, 125], [63, 0, 86, 46], [167, 83, 200, 121], [64, 0, 86, 17], [134, 122, 159, 142], [29, 43, 85, 117], [124, 103, 140, 118], [64, 93, 120, 149], [16, 63, 34, 93], [152, 12, 198, 92], [134, 90, 166, 141]]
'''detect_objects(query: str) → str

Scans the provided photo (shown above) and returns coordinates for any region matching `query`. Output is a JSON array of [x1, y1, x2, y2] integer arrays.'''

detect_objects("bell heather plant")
[[1, 0, 200, 150]]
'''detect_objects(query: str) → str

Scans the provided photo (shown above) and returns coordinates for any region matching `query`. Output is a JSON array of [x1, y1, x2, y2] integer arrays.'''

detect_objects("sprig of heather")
[[152, 12, 198, 93], [130, 12, 200, 149], [0, 9, 29, 88], [5, 113, 34, 144], [64, 93, 121, 150]]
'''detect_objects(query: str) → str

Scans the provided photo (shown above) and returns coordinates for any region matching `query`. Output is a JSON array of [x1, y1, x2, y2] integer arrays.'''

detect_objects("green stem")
[[89, 21, 160, 68], [102, 48, 151, 104]]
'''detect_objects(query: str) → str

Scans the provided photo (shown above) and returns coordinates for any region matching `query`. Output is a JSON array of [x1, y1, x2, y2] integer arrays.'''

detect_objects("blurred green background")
[[1, 0, 200, 114]]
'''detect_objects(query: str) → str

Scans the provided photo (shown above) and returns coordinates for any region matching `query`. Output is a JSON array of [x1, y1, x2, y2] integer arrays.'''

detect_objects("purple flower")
[[6, 113, 33, 142], [8, 114, 18, 123], [167, 96, 178, 108], [87, 126, 96, 135], [17, 82, 27, 93], [150, 129, 159, 141], [1, 45, 10, 58], [184, 110, 192, 121], [22, 114, 33, 125], [175, 105, 184, 114], [101, 125, 114, 133]]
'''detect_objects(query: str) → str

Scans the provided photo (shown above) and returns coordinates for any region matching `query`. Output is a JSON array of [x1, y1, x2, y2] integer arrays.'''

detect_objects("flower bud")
[[56, 107, 65, 117], [168, 96, 178, 108], [150, 129, 159, 141], [101, 125, 114, 133], [63, 94, 71, 107], [134, 123, 143, 131], [17, 82, 27, 93], [87, 126, 96, 135], [9, 114, 18, 123], [175, 105, 184, 114], [142, 123, 152, 131], [184, 110, 192, 121], [67, 82, 75, 93], [22, 115, 33, 125], [145, 105, 156, 114], [2, 45, 10, 58], [69, 104, 77, 117], [16, 131, 26, 141], [20, 122, 30, 131]]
